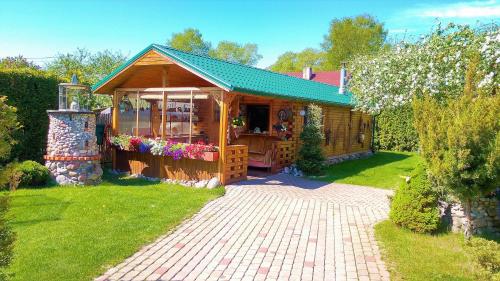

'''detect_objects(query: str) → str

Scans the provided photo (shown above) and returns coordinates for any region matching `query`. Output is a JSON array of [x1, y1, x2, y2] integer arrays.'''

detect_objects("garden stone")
[[206, 177, 220, 189], [56, 175, 68, 185], [194, 180, 208, 188]]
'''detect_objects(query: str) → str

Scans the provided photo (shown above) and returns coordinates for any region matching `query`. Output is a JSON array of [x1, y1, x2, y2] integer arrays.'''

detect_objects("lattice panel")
[[224, 145, 248, 184], [274, 141, 296, 171]]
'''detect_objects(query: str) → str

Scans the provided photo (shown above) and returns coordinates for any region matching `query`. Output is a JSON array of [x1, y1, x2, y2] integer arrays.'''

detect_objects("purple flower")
[[172, 148, 183, 160], [138, 143, 150, 153]]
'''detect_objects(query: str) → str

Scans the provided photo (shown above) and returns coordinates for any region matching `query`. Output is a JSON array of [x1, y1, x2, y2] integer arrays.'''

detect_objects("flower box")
[[111, 134, 219, 162], [199, 151, 219, 162]]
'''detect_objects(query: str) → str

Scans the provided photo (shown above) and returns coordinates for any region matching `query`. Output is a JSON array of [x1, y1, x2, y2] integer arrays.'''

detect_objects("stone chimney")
[[302, 66, 313, 80], [45, 76, 103, 185], [339, 62, 346, 94]]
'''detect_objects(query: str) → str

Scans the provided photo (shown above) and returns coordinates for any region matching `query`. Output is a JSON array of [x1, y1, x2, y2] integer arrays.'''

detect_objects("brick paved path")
[[97, 174, 392, 281]]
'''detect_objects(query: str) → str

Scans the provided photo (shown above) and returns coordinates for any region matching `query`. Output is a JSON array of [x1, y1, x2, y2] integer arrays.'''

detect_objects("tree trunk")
[[463, 198, 473, 239]]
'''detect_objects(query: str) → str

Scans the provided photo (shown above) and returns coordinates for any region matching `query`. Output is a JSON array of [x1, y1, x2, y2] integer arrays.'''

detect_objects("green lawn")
[[375, 220, 483, 281], [322, 151, 421, 189], [6, 173, 224, 281]]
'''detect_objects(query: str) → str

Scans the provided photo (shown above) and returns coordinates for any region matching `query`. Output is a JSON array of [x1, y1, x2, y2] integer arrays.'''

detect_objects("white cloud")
[[410, 0, 500, 19]]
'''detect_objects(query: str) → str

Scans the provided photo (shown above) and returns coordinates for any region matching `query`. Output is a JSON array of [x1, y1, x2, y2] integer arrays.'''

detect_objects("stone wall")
[[442, 196, 500, 235], [46, 112, 98, 157], [45, 111, 102, 185], [46, 160, 102, 185]]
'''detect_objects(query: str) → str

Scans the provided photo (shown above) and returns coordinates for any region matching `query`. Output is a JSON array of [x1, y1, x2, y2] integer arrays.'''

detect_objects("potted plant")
[[232, 116, 245, 138], [185, 142, 219, 161], [200, 143, 219, 161]]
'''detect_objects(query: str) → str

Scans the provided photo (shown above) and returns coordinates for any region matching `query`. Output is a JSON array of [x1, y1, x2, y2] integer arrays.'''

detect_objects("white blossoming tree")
[[349, 23, 499, 113], [349, 23, 500, 238]]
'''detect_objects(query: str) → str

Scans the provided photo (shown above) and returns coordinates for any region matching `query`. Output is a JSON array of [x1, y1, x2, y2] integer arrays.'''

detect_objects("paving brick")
[[95, 174, 392, 281]]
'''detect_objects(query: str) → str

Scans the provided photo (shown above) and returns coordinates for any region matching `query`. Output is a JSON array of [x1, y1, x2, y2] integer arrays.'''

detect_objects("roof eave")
[[92, 44, 156, 93], [151, 44, 233, 92], [232, 86, 353, 107]]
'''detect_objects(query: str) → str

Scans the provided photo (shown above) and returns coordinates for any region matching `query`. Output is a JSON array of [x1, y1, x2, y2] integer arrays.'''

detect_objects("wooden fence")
[[223, 145, 248, 184], [273, 141, 296, 172]]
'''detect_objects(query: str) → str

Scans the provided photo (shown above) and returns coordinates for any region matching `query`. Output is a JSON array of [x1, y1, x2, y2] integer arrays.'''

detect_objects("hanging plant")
[[231, 116, 245, 128]]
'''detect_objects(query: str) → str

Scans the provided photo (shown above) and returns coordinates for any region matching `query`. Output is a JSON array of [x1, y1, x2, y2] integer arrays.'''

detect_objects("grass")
[[375, 220, 485, 281], [322, 151, 421, 189], [5, 173, 224, 281]]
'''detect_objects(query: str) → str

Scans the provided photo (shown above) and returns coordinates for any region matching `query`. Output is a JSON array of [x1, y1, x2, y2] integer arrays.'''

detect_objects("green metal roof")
[[92, 44, 354, 106]]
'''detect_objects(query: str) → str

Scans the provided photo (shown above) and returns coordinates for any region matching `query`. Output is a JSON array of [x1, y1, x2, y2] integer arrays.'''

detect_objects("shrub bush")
[[297, 104, 325, 175], [0, 96, 21, 164], [374, 104, 418, 152], [0, 69, 59, 163], [0, 195, 14, 280], [466, 237, 500, 281], [0, 161, 50, 190], [389, 164, 440, 233]]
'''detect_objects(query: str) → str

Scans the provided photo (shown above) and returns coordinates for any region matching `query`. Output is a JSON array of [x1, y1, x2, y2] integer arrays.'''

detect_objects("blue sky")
[[1, 0, 499, 68]]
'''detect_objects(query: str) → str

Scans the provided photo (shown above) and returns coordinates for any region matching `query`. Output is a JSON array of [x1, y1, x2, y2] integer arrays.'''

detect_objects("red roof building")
[[285, 68, 341, 86]]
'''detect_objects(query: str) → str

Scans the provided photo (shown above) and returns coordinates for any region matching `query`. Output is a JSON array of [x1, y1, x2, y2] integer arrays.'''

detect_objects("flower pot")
[[201, 151, 219, 162], [233, 126, 244, 138]]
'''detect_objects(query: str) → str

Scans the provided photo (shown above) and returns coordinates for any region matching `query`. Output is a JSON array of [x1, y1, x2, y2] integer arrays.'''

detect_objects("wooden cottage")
[[92, 44, 373, 184]]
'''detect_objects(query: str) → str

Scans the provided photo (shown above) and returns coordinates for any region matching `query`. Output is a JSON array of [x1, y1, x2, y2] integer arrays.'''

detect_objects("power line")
[[25, 56, 57, 60]]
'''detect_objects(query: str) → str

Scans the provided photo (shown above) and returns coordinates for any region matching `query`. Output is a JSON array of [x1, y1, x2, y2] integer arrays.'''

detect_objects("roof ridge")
[[153, 44, 342, 90]]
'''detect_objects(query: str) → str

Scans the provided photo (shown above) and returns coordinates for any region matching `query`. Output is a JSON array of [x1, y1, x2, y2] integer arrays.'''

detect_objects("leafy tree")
[[46, 48, 127, 109], [322, 15, 387, 70], [349, 23, 499, 113], [269, 48, 325, 72], [47, 48, 126, 86], [209, 41, 262, 66], [0, 55, 39, 70], [166, 28, 211, 56], [349, 23, 499, 237], [0, 96, 21, 164], [413, 80, 499, 238], [297, 104, 326, 175]]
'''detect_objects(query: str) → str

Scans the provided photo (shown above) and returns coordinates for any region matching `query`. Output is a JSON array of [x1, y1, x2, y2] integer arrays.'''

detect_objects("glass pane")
[[118, 94, 138, 136], [137, 96, 151, 137]]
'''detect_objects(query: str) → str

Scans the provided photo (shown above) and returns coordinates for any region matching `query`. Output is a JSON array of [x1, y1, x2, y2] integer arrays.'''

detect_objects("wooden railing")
[[273, 141, 296, 172], [223, 145, 248, 184]]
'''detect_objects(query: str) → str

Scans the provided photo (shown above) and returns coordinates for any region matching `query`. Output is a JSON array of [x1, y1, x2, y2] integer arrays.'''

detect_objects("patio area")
[[96, 174, 392, 281]]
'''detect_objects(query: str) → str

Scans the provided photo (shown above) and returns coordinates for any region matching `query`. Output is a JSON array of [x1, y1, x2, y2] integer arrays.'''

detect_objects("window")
[[247, 105, 269, 133], [118, 94, 138, 136]]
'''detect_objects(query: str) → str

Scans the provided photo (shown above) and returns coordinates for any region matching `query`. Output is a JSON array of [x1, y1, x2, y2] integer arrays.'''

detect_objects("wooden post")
[[112, 90, 120, 135], [189, 90, 193, 144], [160, 67, 173, 140], [135, 91, 139, 137], [160, 68, 169, 179], [112, 90, 119, 170], [217, 91, 229, 184], [161, 91, 167, 140]]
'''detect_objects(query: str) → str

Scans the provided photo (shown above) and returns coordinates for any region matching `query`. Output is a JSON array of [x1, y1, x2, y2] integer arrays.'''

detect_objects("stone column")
[[44, 110, 103, 185]]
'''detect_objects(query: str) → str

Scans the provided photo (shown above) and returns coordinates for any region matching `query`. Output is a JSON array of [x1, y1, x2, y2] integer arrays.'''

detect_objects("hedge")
[[0, 69, 59, 163], [374, 104, 419, 152]]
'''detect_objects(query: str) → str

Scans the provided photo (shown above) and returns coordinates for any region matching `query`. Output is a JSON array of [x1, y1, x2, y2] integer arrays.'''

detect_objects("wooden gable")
[[94, 50, 215, 94]]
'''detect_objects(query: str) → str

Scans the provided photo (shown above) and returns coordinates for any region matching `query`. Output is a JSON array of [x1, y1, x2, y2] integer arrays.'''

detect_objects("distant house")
[[285, 67, 342, 86]]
